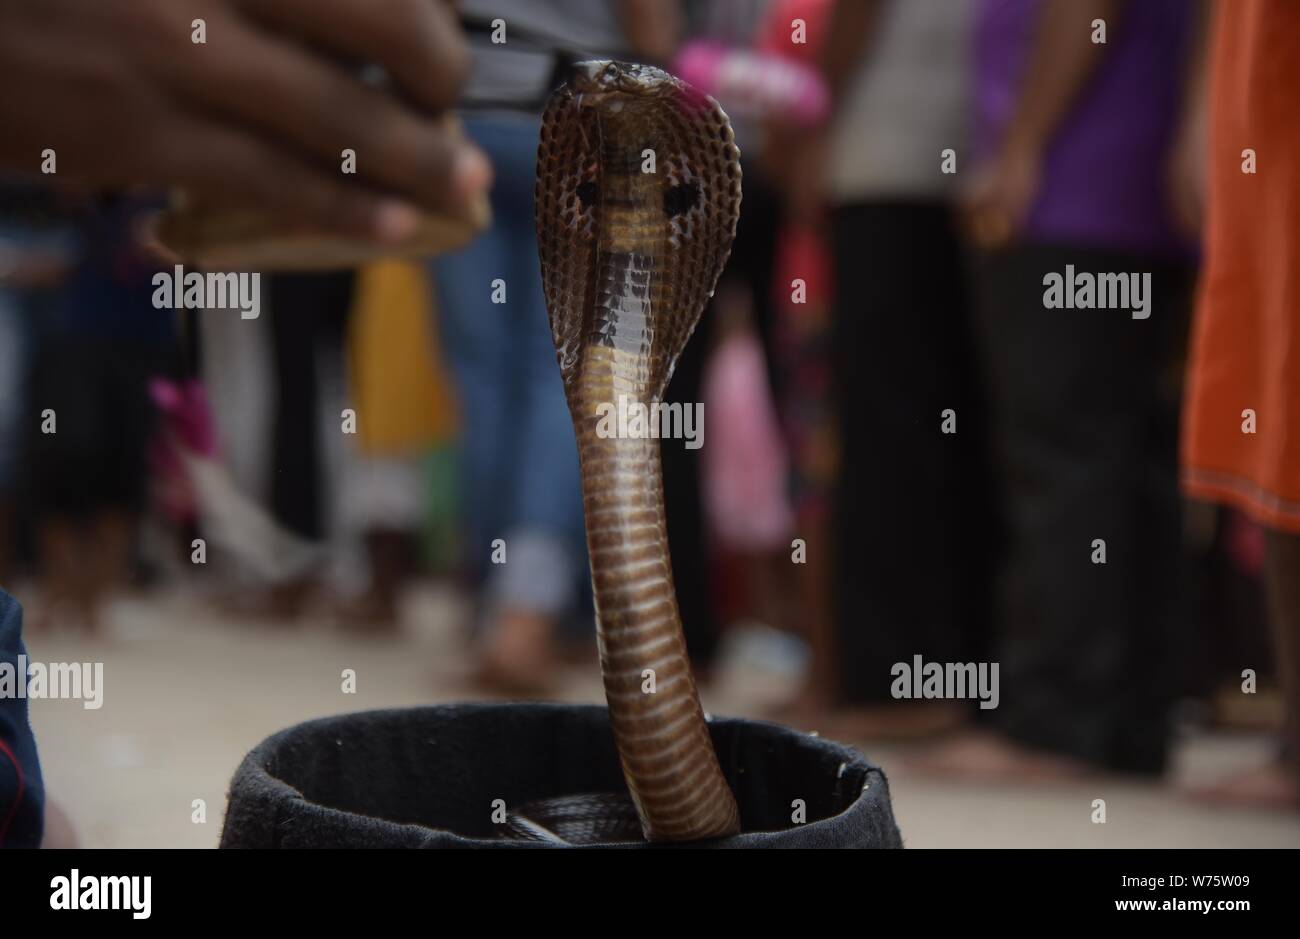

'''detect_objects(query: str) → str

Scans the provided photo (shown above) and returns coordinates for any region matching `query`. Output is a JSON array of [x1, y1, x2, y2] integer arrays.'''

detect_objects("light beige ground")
[[20, 586, 1300, 848]]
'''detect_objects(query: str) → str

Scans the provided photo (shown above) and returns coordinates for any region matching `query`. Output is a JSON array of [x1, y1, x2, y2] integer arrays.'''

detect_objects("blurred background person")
[[25, 197, 177, 633], [0, 182, 77, 591], [660, 0, 793, 679], [766, 0, 990, 733], [339, 260, 460, 629], [237, 271, 357, 619], [1181, 0, 1300, 810], [923, 0, 1202, 779], [192, 260, 455, 631]]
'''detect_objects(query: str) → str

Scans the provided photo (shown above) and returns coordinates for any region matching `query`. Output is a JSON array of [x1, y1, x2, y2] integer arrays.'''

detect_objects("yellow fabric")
[[347, 260, 458, 454]]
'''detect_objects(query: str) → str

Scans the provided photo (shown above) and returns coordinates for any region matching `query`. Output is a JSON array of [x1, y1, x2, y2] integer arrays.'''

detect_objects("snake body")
[[534, 61, 743, 842]]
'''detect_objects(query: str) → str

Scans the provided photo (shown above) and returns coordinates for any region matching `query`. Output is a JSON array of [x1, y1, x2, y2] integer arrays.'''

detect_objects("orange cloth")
[[1182, 0, 1300, 532], [347, 260, 458, 455]]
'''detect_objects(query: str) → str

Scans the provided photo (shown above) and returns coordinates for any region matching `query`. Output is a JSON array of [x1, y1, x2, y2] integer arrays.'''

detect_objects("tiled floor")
[[20, 587, 1300, 848]]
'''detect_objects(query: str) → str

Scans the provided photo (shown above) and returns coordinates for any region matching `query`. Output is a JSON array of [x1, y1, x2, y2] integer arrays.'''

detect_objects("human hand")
[[1167, 103, 1207, 239], [0, 0, 489, 243], [962, 140, 1043, 250]]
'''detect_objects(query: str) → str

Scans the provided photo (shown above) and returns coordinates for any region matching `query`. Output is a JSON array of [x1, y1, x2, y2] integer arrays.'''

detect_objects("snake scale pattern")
[[533, 61, 743, 842]]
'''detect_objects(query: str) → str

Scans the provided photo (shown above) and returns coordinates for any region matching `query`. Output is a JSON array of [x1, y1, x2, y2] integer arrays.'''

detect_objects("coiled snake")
[[522, 61, 743, 843]]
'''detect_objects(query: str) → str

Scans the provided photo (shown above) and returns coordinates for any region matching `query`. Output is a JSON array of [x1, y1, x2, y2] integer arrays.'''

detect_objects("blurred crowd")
[[1, 0, 1296, 812]]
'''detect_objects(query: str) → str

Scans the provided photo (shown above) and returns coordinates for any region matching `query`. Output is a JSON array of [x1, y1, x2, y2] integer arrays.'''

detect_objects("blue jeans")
[[0, 226, 78, 493], [434, 114, 586, 617]]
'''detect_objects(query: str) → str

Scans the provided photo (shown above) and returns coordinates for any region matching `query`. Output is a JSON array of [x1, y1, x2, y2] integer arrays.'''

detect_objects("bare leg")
[[64, 509, 135, 635], [1264, 530, 1300, 787], [37, 517, 87, 631], [766, 514, 969, 742], [337, 529, 410, 632], [787, 513, 838, 715], [90, 509, 133, 591], [743, 550, 787, 636], [799, 522, 840, 708], [1191, 529, 1300, 809], [906, 729, 1094, 782]]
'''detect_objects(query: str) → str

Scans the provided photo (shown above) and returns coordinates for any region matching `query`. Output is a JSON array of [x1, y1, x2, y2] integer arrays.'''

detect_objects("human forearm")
[[1003, 0, 1124, 153], [817, 0, 883, 114]]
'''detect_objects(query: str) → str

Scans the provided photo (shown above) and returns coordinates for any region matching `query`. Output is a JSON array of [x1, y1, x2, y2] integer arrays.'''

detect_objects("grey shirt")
[[460, 0, 634, 111], [827, 0, 972, 202]]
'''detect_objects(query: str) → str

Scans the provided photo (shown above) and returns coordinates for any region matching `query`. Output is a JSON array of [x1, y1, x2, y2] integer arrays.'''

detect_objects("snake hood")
[[537, 59, 742, 402]]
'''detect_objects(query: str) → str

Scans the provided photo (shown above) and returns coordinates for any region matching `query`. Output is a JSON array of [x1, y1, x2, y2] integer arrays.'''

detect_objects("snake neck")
[[569, 345, 740, 841]]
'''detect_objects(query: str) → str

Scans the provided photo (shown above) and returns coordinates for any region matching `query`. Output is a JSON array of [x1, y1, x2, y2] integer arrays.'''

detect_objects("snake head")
[[570, 60, 681, 98]]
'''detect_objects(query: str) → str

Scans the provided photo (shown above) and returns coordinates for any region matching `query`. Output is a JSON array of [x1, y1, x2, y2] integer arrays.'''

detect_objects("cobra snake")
[[525, 61, 743, 843]]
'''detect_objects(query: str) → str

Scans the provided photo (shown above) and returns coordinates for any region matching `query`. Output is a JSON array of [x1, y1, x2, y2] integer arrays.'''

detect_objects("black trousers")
[[267, 272, 354, 541], [27, 338, 172, 518], [661, 164, 781, 666], [973, 242, 1189, 773], [830, 201, 994, 703]]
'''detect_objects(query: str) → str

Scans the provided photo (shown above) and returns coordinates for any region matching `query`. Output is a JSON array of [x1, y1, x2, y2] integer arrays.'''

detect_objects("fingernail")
[[372, 200, 421, 243], [453, 146, 493, 198]]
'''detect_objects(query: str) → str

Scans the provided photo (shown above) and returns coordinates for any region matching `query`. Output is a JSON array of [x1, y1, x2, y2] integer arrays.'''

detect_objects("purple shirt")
[[975, 0, 1196, 256]]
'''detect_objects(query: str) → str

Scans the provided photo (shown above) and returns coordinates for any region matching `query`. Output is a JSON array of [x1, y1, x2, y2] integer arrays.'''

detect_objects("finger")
[[155, 117, 423, 242], [235, 0, 470, 113], [165, 15, 489, 214]]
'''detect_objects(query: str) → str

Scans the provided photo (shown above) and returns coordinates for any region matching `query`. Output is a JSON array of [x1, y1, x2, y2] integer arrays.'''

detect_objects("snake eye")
[[664, 182, 700, 218], [576, 180, 598, 209]]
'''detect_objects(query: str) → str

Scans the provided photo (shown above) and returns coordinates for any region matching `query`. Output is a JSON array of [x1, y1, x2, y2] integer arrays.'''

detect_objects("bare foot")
[[766, 683, 835, 730], [475, 608, 558, 696], [334, 590, 401, 636], [337, 529, 410, 635], [1187, 764, 1299, 812], [215, 579, 315, 625], [907, 730, 1093, 783], [819, 702, 968, 742], [25, 591, 98, 636]]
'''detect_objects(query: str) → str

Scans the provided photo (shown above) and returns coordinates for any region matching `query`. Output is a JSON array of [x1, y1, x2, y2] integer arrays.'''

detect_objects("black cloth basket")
[[220, 703, 904, 848]]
